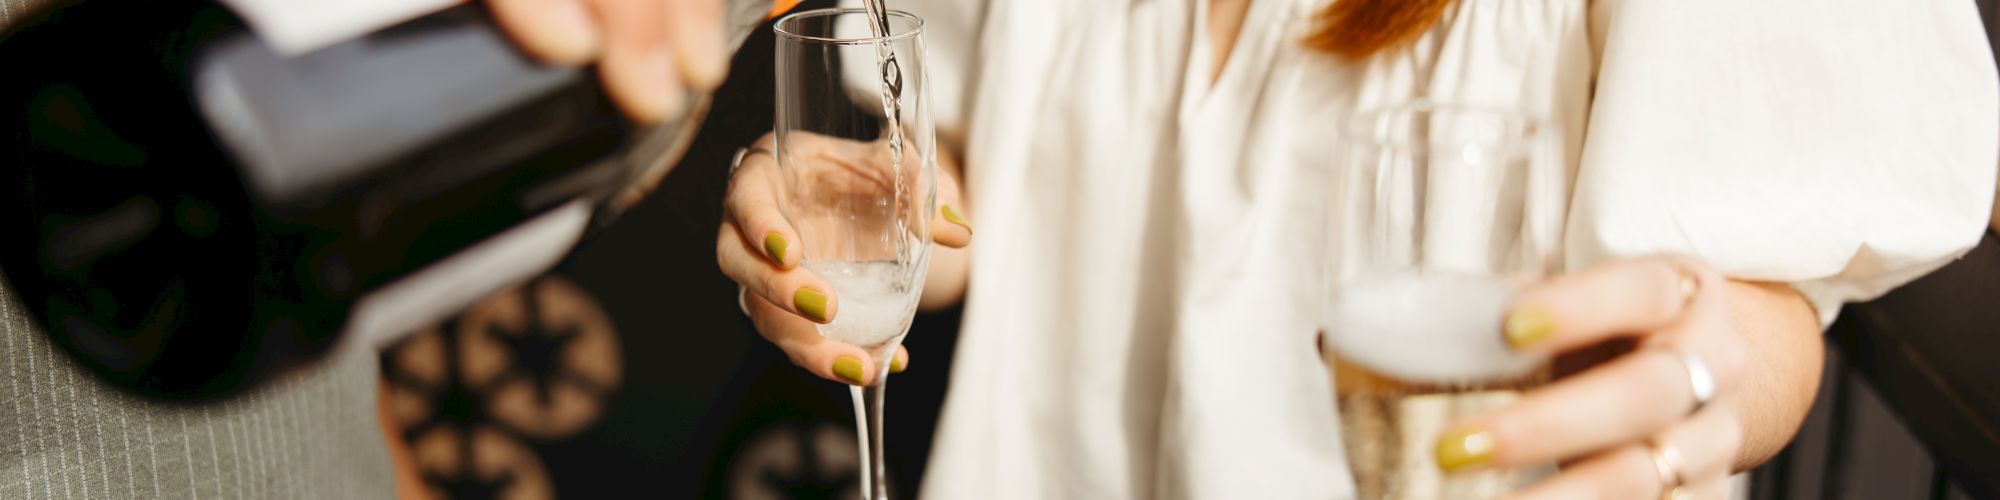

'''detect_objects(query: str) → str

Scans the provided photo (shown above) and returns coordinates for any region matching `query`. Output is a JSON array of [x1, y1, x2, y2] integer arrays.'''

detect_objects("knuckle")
[[722, 174, 743, 199], [740, 212, 770, 236], [747, 305, 773, 333], [1709, 338, 1751, 390], [759, 269, 792, 302], [1655, 265, 1687, 313], [1716, 410, 1746, 455], [1704, 486, 1731, 500], [1644, 357, 1693, 422], [1634, 392, 1679, 430], [1717, 437, 1744, 474], [715, 236, 735, 271], [778, 342, 810, 368], [1603, 449, 1656, 499]]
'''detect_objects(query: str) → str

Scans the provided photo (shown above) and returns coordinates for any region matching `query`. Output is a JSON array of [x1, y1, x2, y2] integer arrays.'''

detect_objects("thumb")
[[931, 167, 971, 248]]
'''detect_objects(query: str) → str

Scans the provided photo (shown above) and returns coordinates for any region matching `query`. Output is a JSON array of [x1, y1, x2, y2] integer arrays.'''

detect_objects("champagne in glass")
[[806, 260, 921, 348], [774, 9, 935, 500], [1322, 102, 1560, 499]]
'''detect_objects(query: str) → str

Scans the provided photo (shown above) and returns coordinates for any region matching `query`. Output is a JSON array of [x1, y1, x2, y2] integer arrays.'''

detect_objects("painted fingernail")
[[763, 231, 788, 266], [1504, 307, 1555, 350], [941, 205, 972, 234], [794, 288, 829, 323], [889, 353, 907, 373], [833, 356, 866, 385], [1435, 426, 1497, 472]]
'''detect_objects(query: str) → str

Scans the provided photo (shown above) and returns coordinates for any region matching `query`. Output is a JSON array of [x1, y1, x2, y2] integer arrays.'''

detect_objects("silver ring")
[[1672, 346, 1717, 416], [1646, 439, 1690, 500], [730, 146, 775, 175], [737, 285, 752, 317]]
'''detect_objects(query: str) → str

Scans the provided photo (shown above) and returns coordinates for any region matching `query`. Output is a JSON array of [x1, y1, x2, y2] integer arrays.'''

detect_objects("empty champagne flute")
[[1321, 101, 1562, 499], [773, 8, 934, 500]]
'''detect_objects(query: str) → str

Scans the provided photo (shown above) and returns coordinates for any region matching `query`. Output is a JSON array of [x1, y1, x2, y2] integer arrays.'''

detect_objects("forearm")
[[1722, 280, 1826, 471]]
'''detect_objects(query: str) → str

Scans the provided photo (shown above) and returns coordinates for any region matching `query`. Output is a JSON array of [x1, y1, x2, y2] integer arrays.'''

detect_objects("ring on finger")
[[1646, 438, 1690, 500], [1668, 345, 1718, 416], [730, 146, 776, 175]]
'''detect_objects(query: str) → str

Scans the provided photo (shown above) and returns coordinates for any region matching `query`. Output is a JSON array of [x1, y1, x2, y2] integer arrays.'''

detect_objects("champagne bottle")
[[0, 0, 771, 399]]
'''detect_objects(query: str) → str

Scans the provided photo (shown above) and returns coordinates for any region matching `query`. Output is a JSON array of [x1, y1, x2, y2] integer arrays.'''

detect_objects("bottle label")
[[219, 0, 460, 57], [338, 201, 593, 353]]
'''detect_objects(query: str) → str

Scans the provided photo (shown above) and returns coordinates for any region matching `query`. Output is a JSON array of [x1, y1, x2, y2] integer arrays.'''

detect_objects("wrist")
[[1722, 280, 1826, 471]]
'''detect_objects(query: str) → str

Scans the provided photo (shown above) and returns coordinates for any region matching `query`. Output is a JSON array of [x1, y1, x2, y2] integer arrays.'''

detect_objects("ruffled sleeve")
[[1567, 0, 1999, 325]]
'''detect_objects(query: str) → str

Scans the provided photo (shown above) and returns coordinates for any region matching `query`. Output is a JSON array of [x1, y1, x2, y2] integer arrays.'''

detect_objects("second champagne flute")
[[774, 8, 935, 500], [1321, 101, 1563, 499]]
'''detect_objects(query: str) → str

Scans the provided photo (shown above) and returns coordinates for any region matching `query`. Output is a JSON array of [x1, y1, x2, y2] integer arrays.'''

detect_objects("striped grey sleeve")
[[1, 4, 398, 499], [1, 0, 40, 31], [0, 273, 396, 499]]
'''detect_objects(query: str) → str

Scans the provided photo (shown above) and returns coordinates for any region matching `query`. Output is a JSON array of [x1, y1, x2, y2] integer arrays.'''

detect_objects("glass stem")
[[850, 367, 891, 500]]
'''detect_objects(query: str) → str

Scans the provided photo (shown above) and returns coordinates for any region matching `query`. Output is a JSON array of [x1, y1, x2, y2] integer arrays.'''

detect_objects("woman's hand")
[[716, 132, 972, 386], [1435, 256, 1824, 500], [488, 0, 729, 124]]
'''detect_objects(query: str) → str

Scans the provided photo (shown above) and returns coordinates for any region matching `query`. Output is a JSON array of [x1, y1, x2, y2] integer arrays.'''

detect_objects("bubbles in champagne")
[[807, 261, 917, 348], [1321, 271, 1545, 384]]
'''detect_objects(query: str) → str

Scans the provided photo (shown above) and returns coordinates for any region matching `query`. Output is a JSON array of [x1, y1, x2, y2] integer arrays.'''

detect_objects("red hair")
[[1305, 0, 1456, 59]]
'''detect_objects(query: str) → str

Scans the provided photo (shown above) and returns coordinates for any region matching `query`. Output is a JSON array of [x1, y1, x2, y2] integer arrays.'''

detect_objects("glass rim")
[[1341, 100, 1540, 159], [773, 8, 926, 45]]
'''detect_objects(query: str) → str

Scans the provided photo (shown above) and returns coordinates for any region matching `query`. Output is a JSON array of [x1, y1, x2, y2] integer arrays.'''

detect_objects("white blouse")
[[871, 0, 1998, 498]]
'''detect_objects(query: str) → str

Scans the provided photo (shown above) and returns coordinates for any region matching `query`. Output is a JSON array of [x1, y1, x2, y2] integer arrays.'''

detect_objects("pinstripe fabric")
[[0, 0, 30, 32], [0, 277, 396, 499], [0, 2, 397, 497]]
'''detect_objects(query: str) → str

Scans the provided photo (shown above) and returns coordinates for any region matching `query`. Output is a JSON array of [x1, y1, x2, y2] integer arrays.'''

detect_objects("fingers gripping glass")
[[1321, 102, 1562, 499], [774, 9, 933, 500]]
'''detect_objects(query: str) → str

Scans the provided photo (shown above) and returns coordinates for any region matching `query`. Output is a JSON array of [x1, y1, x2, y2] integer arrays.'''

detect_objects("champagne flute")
[[1321, 101, 1562, 499], [773, 9, 934, 500]]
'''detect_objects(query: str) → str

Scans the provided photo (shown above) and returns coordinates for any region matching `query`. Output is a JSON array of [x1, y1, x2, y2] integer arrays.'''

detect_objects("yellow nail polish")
[[1435, 427, 1497, 472], [941, 205, 972, 234], [794, 288, 829, 323], [1504, 307, 1555, 350], [890, 353, 907, 373], [763, 231, 788, 266], [833, 356, 865, 385]]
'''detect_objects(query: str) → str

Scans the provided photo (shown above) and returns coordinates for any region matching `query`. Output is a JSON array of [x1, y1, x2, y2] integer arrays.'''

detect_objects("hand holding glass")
[[1322, 102, 1561, 499], [773, 9, 934, 500]]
